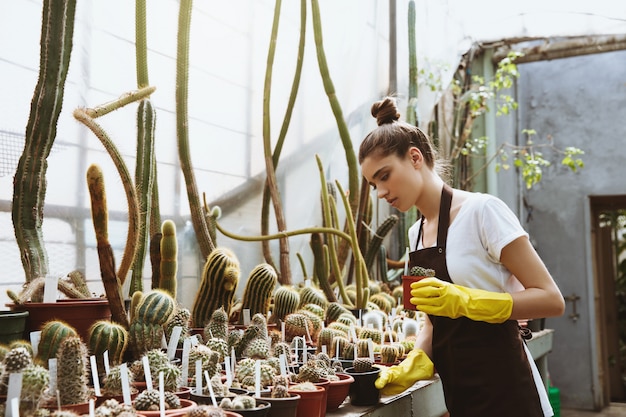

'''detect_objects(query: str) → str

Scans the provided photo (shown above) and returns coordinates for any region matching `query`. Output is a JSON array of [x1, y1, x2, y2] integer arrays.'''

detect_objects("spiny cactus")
[[102, 364, 135, 396], [379, 345, 399, 364], [283, 313, 313, 342], [409, 266, 436, 277], [205, 337, 228, 362], [352, 357, 374, 373], [235, 358, 276, 389], [203, 307, 229, 341], [369, 293, 393, 313], [192, 247, 240, 327], [134, 389, 180, 411], [316, 328, 345, 354], [358, 328, 383, 345], [129, 289, 176, 357], [184, 405, 227, 417], [325, 302, 352, 323], [20, 363, 50, 414], [36, 320, 78, 367], [165, 306, 191, 345], [188, 344, 220, 380], [0, 346, 33, 395], [219, 394, 257, 410], [88, 320, 128, 375], [238, 263, 278, 324], [356, 339, 372, 358], [270, 286, 300, 324], [298, 286, 328, 310], [57, 335, 90, 406], [295, 360, 325, 383], [270, 383, 291, 398], [11, 0, 77, 296], [158, 219, 178, 298]]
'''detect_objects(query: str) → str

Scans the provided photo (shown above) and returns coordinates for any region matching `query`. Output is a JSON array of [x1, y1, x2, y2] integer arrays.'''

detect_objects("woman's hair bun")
[[371, 97, 400, 126]]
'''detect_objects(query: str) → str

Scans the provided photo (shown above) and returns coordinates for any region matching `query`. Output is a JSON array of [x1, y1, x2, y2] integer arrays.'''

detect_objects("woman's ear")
[[408, 147, 423, 166]]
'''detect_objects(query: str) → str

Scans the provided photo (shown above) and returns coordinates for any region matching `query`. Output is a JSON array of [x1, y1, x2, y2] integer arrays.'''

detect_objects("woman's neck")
[[417, 176, 446, 223]]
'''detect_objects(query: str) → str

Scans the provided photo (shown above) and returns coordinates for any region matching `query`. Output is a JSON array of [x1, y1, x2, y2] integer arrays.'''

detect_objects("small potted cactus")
[[218, 394, 271, 417], [132, 388, 197, 416], [401, 265, 436, 310], [287, 382, 325, 417], [254, 375, 300, 417], [343, 357, 381, 406]]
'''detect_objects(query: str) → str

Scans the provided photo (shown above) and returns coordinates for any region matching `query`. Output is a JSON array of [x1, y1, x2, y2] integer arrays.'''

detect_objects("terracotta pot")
[[220, 399, 272, 417], [401, 275, 428, 310], [325, 373, 354, 410], [343, 367, 381, 406], [43, 397, 96, 414], [7, 298, 111, 342], [133, 398, 197, 416], [256, 392, 300, 417], [287, 385, 325, 417], [0, 310, 29, 344]]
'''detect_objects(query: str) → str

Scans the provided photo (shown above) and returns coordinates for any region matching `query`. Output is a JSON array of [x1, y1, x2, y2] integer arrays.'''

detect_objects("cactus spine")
[[239, 263, 278, 323], [158, 219, 178, 298], [57, 335, 90, 405], [192, 247, 240, 327]]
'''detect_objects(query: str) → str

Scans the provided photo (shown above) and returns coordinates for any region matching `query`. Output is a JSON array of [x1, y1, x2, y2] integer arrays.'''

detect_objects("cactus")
[[283, 313, 313, 342], [129, 289, 176, 357], [129, 290, 144, 323], [359, 328, 383, 345], [380, 345, 399, 364], [325, 302, 351, 323], [298, 286, 328, 310], [295, 360, 325, 383], [158, 219, 178, 298], [86, 163, 129, 329], [192, 247, 240, 327], [102, 364, 135, 396], [0, 347, 33, 395], [134, 389, 180, 411], [188, 345, 220, 380], [409, 266, 436, 277], [270, 286, 300, 324], [20, 363, 50, 414], [57, 336, 90, 406], [352, 357, 374, 373], [11, 0, 77, 298], [153, 360, 182, 392], [238, 263, 278, 323], [165, 306, 191, 345], [369, 293, 393, 313], [88, 320, 129, 372], [356, 339, 373, 358], [36, 320, 78, 366], [205, 338, 228, 362], [204, 307, 229, 341], [271, 383, 291, 399], [235, 358, 276, 389], [185, 405, 227, 417], [316, 328, 345, 354], [242, 338, 270, 360], [301, 303, 325, 319]]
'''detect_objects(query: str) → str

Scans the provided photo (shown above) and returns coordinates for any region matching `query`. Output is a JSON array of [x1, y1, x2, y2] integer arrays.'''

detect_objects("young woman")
[[359, 97, 565, 417]]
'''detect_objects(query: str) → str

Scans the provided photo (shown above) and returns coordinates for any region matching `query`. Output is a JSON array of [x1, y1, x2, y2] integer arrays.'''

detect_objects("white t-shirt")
[[408, 191, 528, 293]]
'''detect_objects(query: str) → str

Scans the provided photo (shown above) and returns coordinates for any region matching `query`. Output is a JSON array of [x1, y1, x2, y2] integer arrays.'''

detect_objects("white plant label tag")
[[167, 326, 183, 360], [243, 309, 251, 325], [120, 363, 131, 405], [142, 356, 153, 391], [30, 331, 41, 357], [6, 373, 22, 417], [90, 355, 101, 396], [43, 274, 59, 302]]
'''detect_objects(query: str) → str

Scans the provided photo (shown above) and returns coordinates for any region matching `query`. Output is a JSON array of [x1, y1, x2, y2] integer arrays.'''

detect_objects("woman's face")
[[360, 149, 422, 212]]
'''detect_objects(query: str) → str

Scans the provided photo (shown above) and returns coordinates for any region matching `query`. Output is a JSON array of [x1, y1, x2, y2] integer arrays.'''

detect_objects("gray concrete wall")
[[512, 49, 626, 410]]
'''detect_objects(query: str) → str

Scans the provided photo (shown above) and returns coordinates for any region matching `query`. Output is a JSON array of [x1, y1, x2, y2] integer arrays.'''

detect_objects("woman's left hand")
[[410, 277, 513, 324]]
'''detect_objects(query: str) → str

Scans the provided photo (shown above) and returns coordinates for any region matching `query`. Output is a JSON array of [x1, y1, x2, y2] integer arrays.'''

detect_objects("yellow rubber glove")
[[374, 348, 434, 396], [410, 277, 513, 324]]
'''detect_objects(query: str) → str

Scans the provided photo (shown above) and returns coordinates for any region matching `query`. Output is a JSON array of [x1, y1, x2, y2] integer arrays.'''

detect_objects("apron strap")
[[415, 183, 454, 251]]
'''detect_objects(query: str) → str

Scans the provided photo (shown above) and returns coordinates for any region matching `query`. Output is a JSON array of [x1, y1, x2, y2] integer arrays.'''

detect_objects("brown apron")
[[408, 184, 544, 417]]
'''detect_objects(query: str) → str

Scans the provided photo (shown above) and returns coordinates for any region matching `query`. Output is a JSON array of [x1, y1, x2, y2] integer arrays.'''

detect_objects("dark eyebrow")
[[371, 166, 387, 181]]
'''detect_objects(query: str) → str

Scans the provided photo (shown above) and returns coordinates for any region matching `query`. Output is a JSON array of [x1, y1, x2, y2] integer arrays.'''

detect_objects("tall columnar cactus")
[[86, 163, 129, 329], [129, 289, 176, 357], [57, 335, 90, 406], [270, 286, 300, 324], [11, 0, 77, 298], [158, 219, 178, 298], [88, 320, 129, 370], [192, 247, 240, 328], [36, 320, 78, 366], [238, 263, 278, 323]]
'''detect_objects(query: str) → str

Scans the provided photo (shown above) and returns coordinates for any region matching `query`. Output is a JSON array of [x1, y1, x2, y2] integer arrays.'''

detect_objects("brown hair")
[[358, 97, 437, 169]]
